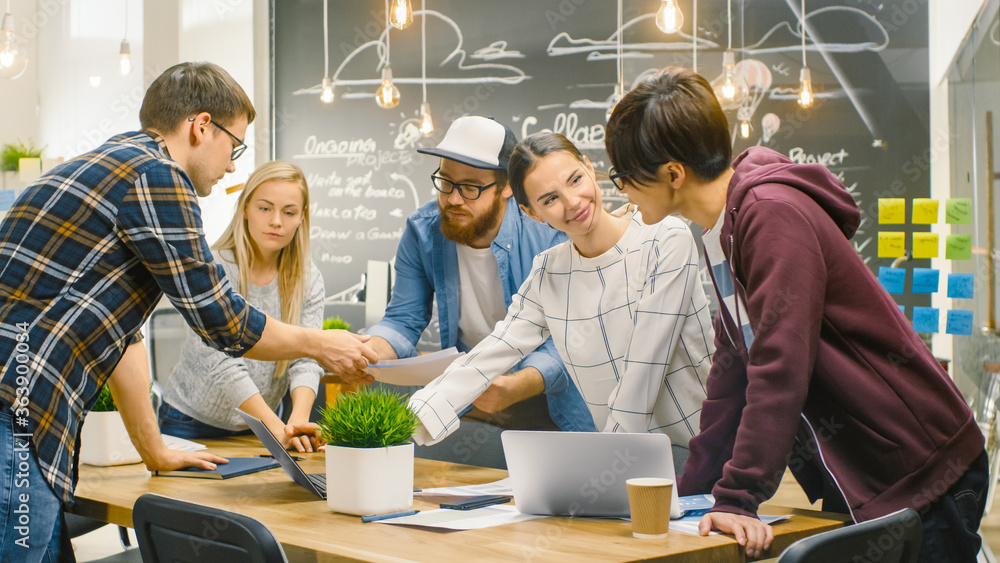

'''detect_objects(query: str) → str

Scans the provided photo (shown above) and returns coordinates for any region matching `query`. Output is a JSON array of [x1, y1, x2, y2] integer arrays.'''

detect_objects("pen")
[[360, 509, 419, 523], [255, 454, 304, 461]]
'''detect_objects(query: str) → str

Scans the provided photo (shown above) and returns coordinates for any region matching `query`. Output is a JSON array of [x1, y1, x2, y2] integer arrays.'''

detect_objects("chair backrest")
[[133, 493, 288, 563], [777, 508, 922, 563], [146, 307, 188, 411]]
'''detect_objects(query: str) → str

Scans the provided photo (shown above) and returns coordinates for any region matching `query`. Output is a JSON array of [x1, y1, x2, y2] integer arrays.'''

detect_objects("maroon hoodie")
[[680, 147, 984, 522]]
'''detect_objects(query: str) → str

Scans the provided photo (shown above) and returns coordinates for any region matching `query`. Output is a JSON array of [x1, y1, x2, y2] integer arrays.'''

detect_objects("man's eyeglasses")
[[608, 167, 631, 192], [188, 117, 247, 161], [431, 167, 497, 200]]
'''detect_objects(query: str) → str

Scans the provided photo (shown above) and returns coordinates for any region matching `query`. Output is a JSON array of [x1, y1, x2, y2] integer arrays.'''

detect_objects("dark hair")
[[605, 66, 731, 186], [508, 132, 585, 208], [140, 62, 256, 133]]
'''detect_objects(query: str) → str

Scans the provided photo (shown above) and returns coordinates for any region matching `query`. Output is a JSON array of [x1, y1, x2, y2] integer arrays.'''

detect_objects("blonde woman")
[[159, 161, 325, 452]]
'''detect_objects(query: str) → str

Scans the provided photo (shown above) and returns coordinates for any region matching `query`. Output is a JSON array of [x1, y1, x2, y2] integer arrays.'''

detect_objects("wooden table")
[[70, 436, 848, 562]]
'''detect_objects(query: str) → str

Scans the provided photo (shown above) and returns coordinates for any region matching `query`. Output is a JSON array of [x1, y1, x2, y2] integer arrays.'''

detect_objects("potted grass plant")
[[318, 386, 417, 515], [79, 384, 143, 466]]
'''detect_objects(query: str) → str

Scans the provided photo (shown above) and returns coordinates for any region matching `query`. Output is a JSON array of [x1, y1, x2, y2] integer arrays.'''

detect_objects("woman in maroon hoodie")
[[604, 66, 987, 562]]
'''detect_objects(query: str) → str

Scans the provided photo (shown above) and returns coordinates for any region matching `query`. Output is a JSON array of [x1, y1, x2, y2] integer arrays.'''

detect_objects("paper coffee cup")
[[626, 477, 673, 539]]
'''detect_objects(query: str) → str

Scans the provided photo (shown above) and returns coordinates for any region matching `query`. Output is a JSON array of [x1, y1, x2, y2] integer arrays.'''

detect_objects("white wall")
[[0, 0, 39, 191], [930, 0, 989, 86]]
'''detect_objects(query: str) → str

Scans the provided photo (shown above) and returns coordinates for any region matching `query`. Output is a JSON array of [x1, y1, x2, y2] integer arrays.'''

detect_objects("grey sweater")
[[161, 249, 325, 430]]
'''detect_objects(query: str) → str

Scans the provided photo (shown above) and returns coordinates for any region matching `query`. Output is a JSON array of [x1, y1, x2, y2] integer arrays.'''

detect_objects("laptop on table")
[[236, 408, 327, 499], [500, 430, 681, 519]]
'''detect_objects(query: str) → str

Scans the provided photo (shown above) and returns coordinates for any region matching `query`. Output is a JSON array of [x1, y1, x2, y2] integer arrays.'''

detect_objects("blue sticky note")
[[898, 305, 905, 315], [911, 268, 940, 294], [0, 189, 15, 213], [878, 267, 905, 294], [947, 273, 975, 299], [946, 310, 974, 336], [912, 307, 940, 333]]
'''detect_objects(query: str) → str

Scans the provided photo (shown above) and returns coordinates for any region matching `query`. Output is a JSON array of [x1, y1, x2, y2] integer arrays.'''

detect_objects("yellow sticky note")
[[912, 233, 939, 258], [878, 232, 906, 258], [878, 199, 905, 224], [911, 199, 939, 224]]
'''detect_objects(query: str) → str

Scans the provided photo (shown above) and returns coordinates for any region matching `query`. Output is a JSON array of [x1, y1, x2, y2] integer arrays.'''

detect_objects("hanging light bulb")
[[736, 106, 753, 139], [797, 67, 814, 108], [655, 0, 684, 34], [389, 0, 413, 30], [419, 101, 435, 136], [320, 76, 335, 104], [118, 39, 132, 76], [0, 9, 28, 80], [711, 51, 748, 110], [375, 66, 401, 108]]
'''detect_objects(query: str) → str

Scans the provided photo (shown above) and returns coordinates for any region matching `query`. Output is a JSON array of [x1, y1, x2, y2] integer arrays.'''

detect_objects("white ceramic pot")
[[325, 442, 414, 515], [79, 411, 143, 466]]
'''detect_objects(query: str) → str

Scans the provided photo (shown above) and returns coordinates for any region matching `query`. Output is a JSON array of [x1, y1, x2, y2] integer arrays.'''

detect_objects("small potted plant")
[[79, 384, 143, 466], [322, 316, 352, 331], [318, 387, 417, 515]]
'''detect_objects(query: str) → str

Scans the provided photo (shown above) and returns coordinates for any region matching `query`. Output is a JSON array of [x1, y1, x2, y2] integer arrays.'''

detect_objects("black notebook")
[[152, 456, 279, 480]]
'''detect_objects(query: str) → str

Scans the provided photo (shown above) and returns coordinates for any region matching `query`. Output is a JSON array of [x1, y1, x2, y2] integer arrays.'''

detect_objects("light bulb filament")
[[655, 0, 684, 34], [389, 0, 413, 30]]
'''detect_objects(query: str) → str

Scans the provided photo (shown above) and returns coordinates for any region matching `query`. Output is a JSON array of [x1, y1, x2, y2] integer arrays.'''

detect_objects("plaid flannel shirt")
[[0, 131, 266, 503]]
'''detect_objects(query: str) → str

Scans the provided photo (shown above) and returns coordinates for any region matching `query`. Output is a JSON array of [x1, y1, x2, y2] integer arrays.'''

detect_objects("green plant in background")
[[322, 316, 352, 331], [91, 384, 117, 412], [1, 139, 44, 173], [317, 387, 416, 448]]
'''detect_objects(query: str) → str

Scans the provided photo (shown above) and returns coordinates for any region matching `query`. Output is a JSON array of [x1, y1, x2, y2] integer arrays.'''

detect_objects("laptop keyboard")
[[307, 472, 326, 494]]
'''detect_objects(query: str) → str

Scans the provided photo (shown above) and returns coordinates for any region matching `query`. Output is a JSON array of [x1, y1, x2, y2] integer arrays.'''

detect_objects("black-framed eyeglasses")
[[188, 117, 247, 161], [430, 167, 497, 200], [608, 167, 631, 192]]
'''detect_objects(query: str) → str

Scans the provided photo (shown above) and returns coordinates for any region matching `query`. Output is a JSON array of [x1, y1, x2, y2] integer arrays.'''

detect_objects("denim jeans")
[[918, 449, 989, 563], [157, 402, 250, 440], [0, 410, 73, 562]]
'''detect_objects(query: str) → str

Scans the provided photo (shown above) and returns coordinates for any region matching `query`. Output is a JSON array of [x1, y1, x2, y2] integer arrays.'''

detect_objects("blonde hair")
[[213, 161, 311, 379]]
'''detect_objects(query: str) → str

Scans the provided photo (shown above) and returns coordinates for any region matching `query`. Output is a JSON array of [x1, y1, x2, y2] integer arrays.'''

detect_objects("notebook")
[[500, 430, 681, 518], [152, 456, 278, 479], [236, 408, 327, 499]]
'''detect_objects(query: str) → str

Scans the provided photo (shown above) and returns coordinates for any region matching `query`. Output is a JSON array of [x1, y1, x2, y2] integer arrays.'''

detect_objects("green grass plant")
[[318, 387, 416, 448]]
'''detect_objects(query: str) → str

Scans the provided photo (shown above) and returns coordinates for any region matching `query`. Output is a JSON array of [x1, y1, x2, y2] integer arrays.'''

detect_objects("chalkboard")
[[272, 0, 931, 317]]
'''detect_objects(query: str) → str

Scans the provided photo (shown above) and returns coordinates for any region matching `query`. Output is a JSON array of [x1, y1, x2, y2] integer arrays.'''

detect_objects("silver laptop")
[[501, 430, 681, 518], [236, 408, 326, 499]]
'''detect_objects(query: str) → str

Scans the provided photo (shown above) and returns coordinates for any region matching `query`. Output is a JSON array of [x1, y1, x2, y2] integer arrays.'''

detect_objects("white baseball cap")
[[417, 116, 518, 170]]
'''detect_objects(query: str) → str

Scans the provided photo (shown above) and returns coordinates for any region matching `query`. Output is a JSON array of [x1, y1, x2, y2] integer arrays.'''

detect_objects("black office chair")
[[778, 508, 922, 563], [132, 493, 288, 563]]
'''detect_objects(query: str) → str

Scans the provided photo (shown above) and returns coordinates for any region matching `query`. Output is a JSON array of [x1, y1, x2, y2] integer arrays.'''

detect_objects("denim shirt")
[[367, 198, 596, 432]]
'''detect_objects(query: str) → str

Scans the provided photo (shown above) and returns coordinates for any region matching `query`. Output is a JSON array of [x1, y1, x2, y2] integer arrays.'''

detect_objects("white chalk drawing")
[[761, 113, 781, 143], [742, 6, 889, 56], [389, 172, 422, 211], [293, 10, 528, 100]]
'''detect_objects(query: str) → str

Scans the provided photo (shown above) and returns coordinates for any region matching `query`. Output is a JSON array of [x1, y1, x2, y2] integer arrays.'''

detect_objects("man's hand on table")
[[698, 512, 774, 559], [144, 448, 228, 473]]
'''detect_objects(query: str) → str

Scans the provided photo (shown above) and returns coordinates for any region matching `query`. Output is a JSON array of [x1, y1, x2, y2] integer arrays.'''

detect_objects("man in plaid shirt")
[[0, 62, 377, 561]]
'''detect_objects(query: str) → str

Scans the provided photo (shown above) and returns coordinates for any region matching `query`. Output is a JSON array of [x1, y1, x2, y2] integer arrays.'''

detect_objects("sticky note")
[[912, 307, 940, 333], [911, 268, 940, 293], [898, 305, 905, 315], [947, 273, 975, 299], [878, 232, 906, 258], [878, 267, 906, 294], [945, 198, 972, 224], [878, 198, 905, 224], [945, 234, 972, 260], [912, 233, 939, 259], [911, 199, 939, 224], [946, 310, 974, 336], [0, 190, 14, 213]]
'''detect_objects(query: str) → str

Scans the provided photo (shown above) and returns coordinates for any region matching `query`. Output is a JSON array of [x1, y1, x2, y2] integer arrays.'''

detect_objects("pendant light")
[[418, 0, 434, 135], [710, 0, 747, 110], [797, 0, 814, 108], [655, 0, 683, 35], [375, 0, 401, 109], [0, 0, 27, 80], [320, 0, 334, 103], [118, 0, 132, 76], [389, 0, 413, 30]]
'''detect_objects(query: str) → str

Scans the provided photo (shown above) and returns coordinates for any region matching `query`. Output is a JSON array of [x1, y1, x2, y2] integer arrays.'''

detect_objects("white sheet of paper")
[[365, 347, 465, 386], [377, 505, 544, 530], [414, 478, 513, 498], [161, 434, 207, 452]]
